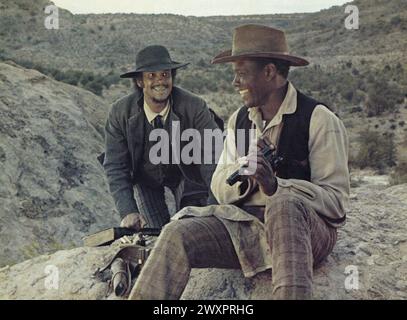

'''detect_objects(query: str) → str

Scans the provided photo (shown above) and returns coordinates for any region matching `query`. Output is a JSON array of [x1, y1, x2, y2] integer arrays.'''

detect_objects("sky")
[[51, 0, 351, 16]]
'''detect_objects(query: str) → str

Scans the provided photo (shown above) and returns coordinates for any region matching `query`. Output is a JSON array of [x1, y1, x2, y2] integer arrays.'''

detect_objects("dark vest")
[[138, 112, 182, 188], [235, 91, 329, 181]]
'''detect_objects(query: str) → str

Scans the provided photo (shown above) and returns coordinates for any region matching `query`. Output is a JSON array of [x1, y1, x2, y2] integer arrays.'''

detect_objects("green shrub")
[[389, 162, 407, 185], [354, 129, 397, 170], [390, 16, 401, 26], [350, 106, 363, 113], [84, 81, 103, 96], [365, 79, 402, 116]]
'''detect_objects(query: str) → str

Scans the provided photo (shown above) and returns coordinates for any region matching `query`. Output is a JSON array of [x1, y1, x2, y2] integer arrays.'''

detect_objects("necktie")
[[153, 115, 164, 129]]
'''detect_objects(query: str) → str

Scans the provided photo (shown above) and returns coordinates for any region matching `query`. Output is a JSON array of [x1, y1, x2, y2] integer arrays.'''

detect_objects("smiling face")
[[137, 69, 173, 108], [232, 59, 271, 108]]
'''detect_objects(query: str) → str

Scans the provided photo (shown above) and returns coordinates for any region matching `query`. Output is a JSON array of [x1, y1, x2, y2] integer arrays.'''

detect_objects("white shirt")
[[143, 100, 170, 125]]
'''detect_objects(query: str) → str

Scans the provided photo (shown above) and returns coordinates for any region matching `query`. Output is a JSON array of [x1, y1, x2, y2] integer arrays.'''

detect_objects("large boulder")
[[1, 178, 406, 300], [0, 62, 119, 266]]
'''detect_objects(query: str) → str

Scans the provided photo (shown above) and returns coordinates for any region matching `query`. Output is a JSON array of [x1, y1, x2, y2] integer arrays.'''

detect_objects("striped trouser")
[[133, 182, 184, 228], [129, 194, 337, 300]]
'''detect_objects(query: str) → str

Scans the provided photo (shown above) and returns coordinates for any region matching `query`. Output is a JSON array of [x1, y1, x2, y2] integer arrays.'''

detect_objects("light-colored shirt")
[[143, 100, 170, 125]]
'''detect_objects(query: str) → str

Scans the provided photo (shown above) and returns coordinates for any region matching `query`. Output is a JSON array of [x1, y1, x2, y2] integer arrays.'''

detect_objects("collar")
[[144, 99, 171, 124], [248, 81, 297, 132]]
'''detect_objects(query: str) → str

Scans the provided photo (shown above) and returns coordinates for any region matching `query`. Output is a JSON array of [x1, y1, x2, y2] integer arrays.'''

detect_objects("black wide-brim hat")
[[120, 45, 189, 78]]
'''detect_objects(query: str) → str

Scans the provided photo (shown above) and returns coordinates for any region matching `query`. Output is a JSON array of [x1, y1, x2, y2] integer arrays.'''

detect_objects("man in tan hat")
[[128, 25, 349, 300], [102, 45, 222, 231]]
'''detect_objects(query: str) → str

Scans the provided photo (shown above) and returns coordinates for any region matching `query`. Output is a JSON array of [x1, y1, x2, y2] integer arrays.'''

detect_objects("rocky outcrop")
[[1, 175, 406, 300], [0, 62, 119, 266]]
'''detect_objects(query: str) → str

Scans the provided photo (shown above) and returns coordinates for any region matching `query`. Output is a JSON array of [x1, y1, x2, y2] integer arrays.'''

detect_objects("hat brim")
[[120, 62, 189, 78], [211, 50, 309, 67]]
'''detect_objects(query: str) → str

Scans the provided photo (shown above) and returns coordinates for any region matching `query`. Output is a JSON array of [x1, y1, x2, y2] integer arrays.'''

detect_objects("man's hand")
[[242, 137, 278, 196], [120, 213, 147, 231]]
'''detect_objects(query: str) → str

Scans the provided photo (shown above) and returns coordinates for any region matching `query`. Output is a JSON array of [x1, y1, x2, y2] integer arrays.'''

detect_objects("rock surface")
[[1, 175, 406, 300], [0, 62, 119, 266]]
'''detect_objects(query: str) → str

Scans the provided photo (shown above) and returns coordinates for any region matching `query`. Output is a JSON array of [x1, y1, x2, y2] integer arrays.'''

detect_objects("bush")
[[390, 16, 401, 26], [350, 106, 363, 113], [389, 162, 407, 185], [365, 80, 399, 116], [84, 81, 103, 96], [344, 90, 353, 102], [354, 129, 397, 170]]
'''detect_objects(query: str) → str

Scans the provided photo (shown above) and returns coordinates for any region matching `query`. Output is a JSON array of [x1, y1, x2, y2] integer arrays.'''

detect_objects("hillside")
[[1, 0, 405, 72], [1, 0, 405, 97], [2, 0, 405, 167]]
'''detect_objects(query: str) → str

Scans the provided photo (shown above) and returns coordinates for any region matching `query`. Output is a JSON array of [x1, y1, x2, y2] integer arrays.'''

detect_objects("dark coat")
[[103, 86, 220, 216]]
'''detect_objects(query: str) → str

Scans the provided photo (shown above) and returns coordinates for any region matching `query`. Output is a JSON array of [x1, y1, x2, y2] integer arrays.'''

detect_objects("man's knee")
[[266, 193, 305, 214], [159, 218, 200, 248], [159, 220, 186, 243], [265, 193, 310, 226], [156, 218, 205, 263]]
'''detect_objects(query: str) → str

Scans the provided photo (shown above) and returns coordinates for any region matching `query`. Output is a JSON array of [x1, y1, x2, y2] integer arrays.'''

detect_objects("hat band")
[[232, 49, 290, 56], [138, 59, 174, 69]]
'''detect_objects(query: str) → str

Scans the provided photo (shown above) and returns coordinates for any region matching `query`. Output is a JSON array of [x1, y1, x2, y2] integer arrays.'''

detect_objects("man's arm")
[[103, 105, 139, 217], [273, 105, 350, 224], [210, 109, 256, 204]]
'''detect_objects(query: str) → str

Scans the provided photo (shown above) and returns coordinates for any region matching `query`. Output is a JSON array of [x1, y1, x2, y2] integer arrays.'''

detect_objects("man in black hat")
[[128, 25, 349, 300], [103, 45, 222, 230]]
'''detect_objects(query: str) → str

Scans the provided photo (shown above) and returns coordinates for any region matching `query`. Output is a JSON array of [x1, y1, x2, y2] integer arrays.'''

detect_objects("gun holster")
[[93, 241, 153, 298]]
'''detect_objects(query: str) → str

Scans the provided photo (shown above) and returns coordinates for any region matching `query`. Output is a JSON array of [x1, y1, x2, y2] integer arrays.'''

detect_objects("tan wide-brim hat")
[[211, 24, 309, 67]]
